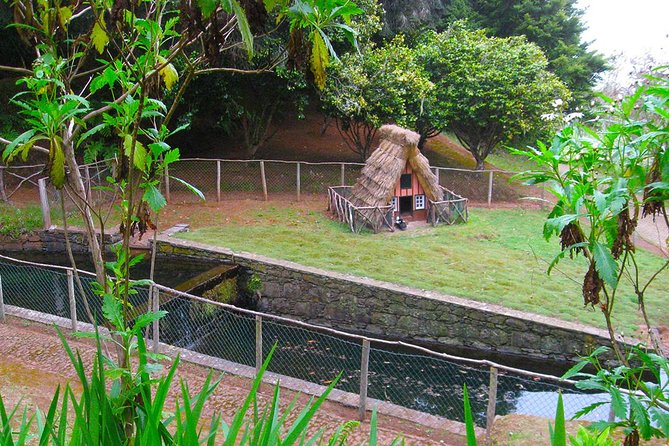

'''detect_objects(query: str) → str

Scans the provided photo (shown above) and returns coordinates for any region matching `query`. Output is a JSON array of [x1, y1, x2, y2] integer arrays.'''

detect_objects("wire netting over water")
[[0, 256, 607, 428]]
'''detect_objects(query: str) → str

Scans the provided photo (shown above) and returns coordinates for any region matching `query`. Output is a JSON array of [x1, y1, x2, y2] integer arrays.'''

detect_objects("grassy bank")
[[175, 205, 669, 334]]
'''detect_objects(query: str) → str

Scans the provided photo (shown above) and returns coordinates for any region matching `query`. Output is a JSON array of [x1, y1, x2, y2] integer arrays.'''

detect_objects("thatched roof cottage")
[[328, 125, 468, 232]]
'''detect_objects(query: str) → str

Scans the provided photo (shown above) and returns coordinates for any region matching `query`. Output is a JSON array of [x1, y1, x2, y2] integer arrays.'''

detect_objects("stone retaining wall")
[[157, 237, 622, 366], [0, 229, 120, 253]]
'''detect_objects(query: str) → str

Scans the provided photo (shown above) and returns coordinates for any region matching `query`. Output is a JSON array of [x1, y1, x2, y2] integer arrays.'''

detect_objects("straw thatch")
[[349, 125, 442, 208]]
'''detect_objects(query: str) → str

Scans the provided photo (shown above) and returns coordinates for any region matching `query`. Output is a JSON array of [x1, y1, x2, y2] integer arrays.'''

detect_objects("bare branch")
[[0, 65, 32, 75]]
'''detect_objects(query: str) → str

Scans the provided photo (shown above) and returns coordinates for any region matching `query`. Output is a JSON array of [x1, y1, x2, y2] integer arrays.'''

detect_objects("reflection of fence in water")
[[0, 254, 607, 430]]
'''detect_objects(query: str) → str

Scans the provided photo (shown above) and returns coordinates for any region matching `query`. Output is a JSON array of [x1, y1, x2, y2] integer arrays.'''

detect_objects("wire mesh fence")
[[0, 254, 609, 430]]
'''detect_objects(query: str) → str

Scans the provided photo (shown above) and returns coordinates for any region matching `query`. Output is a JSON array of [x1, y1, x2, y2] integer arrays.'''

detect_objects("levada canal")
[[0, 251, 609, 426]]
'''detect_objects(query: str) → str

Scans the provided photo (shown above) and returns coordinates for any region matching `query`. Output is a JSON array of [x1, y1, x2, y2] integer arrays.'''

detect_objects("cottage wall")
[[392, 163, 427, 220]]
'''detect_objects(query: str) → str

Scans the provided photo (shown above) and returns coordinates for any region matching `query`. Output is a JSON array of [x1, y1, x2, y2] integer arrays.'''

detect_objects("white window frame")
[[391, 196, 398, 212], [415, 194, 426, 210]]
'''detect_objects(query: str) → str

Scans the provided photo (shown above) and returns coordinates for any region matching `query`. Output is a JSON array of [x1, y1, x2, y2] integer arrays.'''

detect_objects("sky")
[[577, 0, 669, 61]]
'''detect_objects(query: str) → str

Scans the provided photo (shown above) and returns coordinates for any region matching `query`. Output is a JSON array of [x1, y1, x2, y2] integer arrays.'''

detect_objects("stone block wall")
[[0, 229, 120, 253], [157, 238, 619, 365]]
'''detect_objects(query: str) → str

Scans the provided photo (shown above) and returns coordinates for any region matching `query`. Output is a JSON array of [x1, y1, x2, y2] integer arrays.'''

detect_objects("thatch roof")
[[350, 125, 442, 208]]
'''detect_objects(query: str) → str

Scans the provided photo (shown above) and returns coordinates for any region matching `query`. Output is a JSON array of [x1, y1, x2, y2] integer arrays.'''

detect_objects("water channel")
[[0, 251, 610, 425]]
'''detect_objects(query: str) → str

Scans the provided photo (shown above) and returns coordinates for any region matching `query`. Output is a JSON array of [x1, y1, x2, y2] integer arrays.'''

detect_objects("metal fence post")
[[296, 162, 301, 202], [216, 160, 221, 202], [358, 339, 370, 421], [164, 164, 171, 202], [487, 171, 494, 207], [0, 275, 5, 322], [485, 366, 498, 442], [255, 315, 263, 373], [260, 161, 268, 201], [152, 287, 160, 353], [340, 163, 345, 186], [67, 270, 77, 331], [38, 178, 52, 230]]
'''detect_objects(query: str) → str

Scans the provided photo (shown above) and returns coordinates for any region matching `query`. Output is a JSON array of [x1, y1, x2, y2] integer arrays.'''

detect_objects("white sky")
[[578, 0, 669, 61]]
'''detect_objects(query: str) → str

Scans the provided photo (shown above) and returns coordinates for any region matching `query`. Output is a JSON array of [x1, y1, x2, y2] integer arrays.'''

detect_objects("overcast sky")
[[578, 0, 669, 61]]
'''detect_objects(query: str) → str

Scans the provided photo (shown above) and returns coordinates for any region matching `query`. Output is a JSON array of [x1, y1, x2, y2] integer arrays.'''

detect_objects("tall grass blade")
[[463, 384, 477, 446]]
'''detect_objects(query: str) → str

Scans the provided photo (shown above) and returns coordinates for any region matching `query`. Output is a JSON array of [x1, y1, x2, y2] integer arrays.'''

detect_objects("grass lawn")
[[175, 204, 669, 335], [0, 203, 43, 237]]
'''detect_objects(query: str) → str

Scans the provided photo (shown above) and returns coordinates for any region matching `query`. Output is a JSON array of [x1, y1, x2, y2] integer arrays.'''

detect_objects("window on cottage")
[[415, 194, 426, 210], [400, 174, 412, 189], [391, 196, 398, 212]]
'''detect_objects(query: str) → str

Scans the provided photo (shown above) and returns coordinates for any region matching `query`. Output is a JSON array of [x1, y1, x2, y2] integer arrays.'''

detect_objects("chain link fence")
[[0, 254, 608, 431]]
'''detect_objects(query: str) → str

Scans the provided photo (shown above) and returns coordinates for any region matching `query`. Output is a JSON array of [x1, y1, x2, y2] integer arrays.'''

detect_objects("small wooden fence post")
[[216, 160, 221, 202], [84, 165, 92, 202], [67, 270, 77, 331], [152, 287, 160, 354], [435, 167, 440, 186], [0, 275, 5, 322], [0, 166, 7, 202], [260, 161, 268, 201], [340, 163, 346, 186], [38, 178, 52, 230], [359, 339, 371, 421], [164, 165, 171, 202], [487, 171, 494, 207], [486, 366, 498, 442], [296, 162, 301, 202], [255, 315, 263, 373]]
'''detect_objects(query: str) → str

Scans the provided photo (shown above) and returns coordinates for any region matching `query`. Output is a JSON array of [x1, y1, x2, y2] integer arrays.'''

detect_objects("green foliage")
[[0, 204, 43, 238], [549, 392, 567, 446], [512, 71, 669, 361], [321, 35, 433, 159], [563, 346, 669, 445], [471, 0, 609, 108], [568, 427, 620, 446], [415, 22, 570, 168], [463, 384, 478, 446]]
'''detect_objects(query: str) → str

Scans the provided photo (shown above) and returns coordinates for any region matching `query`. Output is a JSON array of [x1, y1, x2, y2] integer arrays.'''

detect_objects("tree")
[[415, 24, 570, 169], [471, 0, 608, 108], [513, 70, 669, 445], [321, 35, 433, 160], [0, 0, 362, 437]]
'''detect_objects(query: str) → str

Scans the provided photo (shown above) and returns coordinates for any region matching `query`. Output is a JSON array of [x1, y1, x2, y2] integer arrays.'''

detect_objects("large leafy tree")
[[321, 35, 433, 160], [470, 0, 608, 108], [415, 24, 570, 169]]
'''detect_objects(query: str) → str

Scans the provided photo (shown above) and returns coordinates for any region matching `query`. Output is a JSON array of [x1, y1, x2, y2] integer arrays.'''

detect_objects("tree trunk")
[[418, 133, 428, 151], [476, 159, 485, 170]]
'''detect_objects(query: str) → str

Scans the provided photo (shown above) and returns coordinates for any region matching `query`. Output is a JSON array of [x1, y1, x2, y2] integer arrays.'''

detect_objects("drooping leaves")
[[91, 21, 109, 54], [310, 31, 328, 90]]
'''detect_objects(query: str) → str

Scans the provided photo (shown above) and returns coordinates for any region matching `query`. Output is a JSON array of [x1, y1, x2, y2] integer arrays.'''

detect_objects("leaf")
[[593, 241, 618, 288], [197, 0, 217, 18], [170, 176, 205, 201], [609, 387, 627, 420], [550, 392, 566, 446], [310, 31, 329, 90], [58, 6, 73, 28], [463, 384, 477, 446], [123, 134, 147, 172], [102, 294, 123, 330], [49, 139, 66, 189], [231, 0, 254, 58], [133, 310, 167, 331], [143, 184, 167, 212], [91, 21, 109, 54], [157, 56, 179, 91]]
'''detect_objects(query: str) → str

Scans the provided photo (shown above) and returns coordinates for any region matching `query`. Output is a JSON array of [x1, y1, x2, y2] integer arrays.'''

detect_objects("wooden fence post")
[[164, 164, 171, 202], [487, 171, 494, 207], [67, 270, 77, 331], [340, 163, 345, 186], [0, 275, 5, 322], [84, 165, 92, 202], [0, 166, 7, 202], [485, 366, 498, 443], [260, 161, 268, 201], [216, 160, 221, 202], [435, 167, 440, 186], [152, 287, 160, 353], [255, 315, 263, 373], [358, 339, 371, 421], [296, 162, 301, 202], [38, 178, 52, 230]]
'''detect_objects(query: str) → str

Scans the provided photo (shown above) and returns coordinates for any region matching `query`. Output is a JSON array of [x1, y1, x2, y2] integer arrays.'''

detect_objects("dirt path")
[[0, 316, 463, 445]]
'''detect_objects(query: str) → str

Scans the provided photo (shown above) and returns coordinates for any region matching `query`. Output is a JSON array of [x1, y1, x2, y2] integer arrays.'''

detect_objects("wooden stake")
[[358, 339, 370, 421]]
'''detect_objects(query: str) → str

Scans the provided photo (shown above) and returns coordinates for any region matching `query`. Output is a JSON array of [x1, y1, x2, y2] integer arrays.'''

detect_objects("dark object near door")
[[399, 196, 412, 214], [395, 216, 407, 230]]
